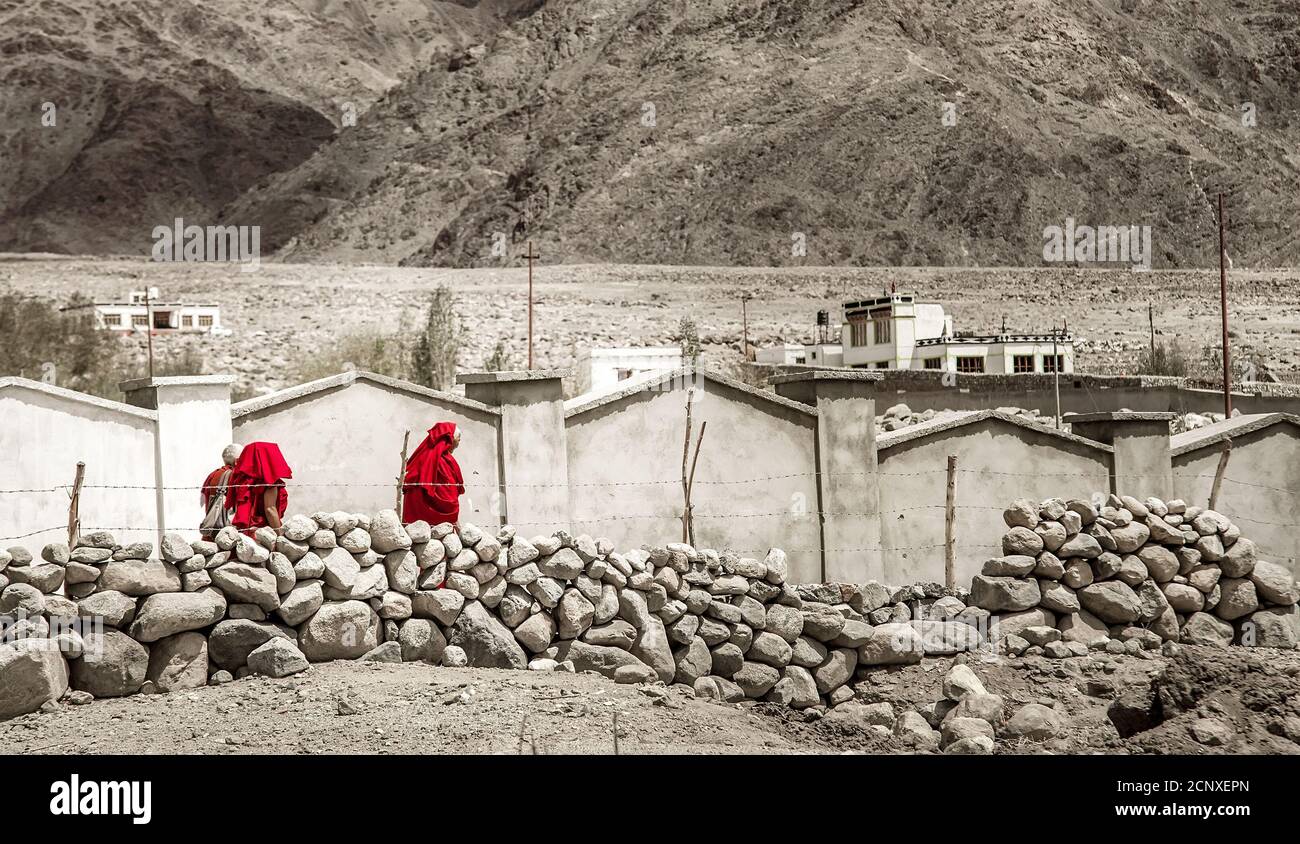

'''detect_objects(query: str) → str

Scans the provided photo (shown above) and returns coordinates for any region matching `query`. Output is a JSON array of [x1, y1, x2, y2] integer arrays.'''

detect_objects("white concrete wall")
[[566, 377, 822, 581], [878, 419, 1111, 586], [150, 380, 235, 543], [232, 378, 501, 523], [1173, 426, 1300, 572], [0, 381, 158, 547]]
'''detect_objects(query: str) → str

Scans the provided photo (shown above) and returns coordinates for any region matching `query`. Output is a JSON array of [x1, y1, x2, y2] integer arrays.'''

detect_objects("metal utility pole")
[[524, 241, 539, 369], [740, 293, 753, 361], [145, 287, 156, 379], [1148, 302, 1156, 362], [1052, 324, 1062, 429], [1217, 193, 1232, 417]]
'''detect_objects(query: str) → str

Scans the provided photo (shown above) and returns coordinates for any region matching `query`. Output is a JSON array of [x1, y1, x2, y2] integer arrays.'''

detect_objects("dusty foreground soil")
[[3, 645, 1298, 755]]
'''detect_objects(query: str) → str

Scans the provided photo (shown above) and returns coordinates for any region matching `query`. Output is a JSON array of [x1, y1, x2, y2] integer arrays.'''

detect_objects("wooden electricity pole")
[[1217, 193, 1232, 417], [1051, 324, 1062, 429], [525, 241, 539, 369], [1148, 302, 1156, 362], [145, 288, 156, 379], [740, 293, 753, 361]]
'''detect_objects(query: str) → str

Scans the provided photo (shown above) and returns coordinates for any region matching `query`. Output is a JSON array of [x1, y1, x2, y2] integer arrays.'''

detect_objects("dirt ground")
[[3, 256, 1299, 400], [4, 645, 1298, 755]]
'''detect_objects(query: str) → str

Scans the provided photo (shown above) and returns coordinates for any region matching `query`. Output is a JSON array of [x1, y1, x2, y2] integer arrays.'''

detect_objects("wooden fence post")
[[944, 455, 957, 590], [395, 430, 411, 515], [67, 462, 86, 547]]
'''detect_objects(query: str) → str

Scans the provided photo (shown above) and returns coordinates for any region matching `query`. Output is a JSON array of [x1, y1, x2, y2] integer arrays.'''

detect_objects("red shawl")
[[402, 422, 464, 525], [226, 441, 292, 533]]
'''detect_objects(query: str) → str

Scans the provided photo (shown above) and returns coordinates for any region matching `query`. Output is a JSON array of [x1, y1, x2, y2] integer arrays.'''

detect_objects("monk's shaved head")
[[222, 443, 242, 466]]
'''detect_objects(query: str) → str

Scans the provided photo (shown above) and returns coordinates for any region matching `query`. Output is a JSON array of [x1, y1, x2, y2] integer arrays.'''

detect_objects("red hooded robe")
[[226, 441, 292, 534], [402, 422, 464, 526]]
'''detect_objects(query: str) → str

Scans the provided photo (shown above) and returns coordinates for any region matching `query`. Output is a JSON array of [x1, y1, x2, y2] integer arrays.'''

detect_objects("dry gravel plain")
[[3, 256, 1299, 399]]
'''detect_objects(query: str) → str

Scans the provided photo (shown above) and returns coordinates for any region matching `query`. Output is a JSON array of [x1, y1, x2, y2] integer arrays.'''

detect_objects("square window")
[[956, 356, 985, 374], [923, 357, 942, 370], [873, 317, 891, 345], [1013, 354, 1035, 373]]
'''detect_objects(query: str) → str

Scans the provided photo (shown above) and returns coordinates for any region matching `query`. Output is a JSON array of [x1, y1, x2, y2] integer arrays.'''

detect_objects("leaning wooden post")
[[944, 455, 957, 590], [1208, 439, 1232, 511], [686, 421, 707, 547], [395, 430, 411, 515], [681, 388, 694, 542], [67, 461, 86, 547]]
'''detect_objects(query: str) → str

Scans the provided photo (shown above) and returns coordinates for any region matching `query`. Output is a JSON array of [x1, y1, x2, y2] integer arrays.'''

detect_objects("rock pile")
[[0, 512, 983, 721], [1171, 409, 1242, 434], [877, 403, 1051, 434], [974, 494, 1300, 654], [1, 495, 1294, 724]]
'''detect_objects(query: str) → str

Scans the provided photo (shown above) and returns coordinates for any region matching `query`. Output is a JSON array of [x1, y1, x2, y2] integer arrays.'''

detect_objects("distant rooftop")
[[917, 333, 1073, 346]]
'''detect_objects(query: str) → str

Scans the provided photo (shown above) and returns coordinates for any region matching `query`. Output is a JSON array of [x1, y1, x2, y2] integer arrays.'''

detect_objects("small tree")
[[1136, 341, 1189, 377], [484, 338, 513, 372], [678, 316, 700, 368], [0, 292, 123, 397], [411, 286, 460, 389]]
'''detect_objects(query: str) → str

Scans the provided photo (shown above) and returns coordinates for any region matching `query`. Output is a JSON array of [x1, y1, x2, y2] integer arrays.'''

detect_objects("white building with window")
[[63, 290, 226, 335], [839, 292, 1073, 374], [577, 347, 684, 396], [755, 343, 807, 366], [755, 342, 844, 367]]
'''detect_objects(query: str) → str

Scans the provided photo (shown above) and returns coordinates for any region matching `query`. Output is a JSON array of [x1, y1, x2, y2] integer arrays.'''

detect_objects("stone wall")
[[1, 498, 1296, 727], [971, 494, 1300, 653]]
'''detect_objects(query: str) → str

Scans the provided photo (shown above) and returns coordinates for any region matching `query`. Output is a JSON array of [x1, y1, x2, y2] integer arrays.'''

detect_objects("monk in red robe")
[[226, 441, 293, 535], [402, 422, 464, 526]]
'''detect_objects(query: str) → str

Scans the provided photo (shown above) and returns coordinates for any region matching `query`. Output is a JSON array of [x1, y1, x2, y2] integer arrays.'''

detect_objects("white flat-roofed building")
[[577, 346, 684, 395], [755, 343, 807, 366], [62, 289, 225, 334], [804, 343, 843, 367], [839, 292, 1073, 374]]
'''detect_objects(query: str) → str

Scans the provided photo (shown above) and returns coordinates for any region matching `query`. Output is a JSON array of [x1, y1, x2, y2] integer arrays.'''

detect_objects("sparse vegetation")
[[290, 327, 412, 385], [1136, 340, 1190, 377], [484, 338, 514, 372], [0, 293, 124, 397], [1137, 339, 1269, 385], [678, 316, 700, 367], [411, 285, 461, 390]]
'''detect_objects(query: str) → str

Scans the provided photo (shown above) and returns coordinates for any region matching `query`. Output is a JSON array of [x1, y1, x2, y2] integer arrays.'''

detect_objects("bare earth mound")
[[4, 646, 1297, 755]]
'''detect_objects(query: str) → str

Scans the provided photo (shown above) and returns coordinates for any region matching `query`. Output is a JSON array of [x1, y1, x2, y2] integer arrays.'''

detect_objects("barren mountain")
[[0, 0, 538, 254], [209, 0, 1300, 269], [3, 1, 1300, 268]]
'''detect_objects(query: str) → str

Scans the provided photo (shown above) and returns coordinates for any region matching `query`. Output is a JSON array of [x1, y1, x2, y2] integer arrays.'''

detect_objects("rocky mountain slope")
[[0, 0, 537, 254], [4, 0, 1300, 268], [210, 0, 1300, 269]]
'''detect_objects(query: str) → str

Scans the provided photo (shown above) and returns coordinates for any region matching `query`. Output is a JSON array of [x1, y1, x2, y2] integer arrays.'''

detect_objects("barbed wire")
[[0, 524, 1006, 558], [1172, 473, 1300, 497], [0, 465, 1134, 495], [0, 525, 66, 542]]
